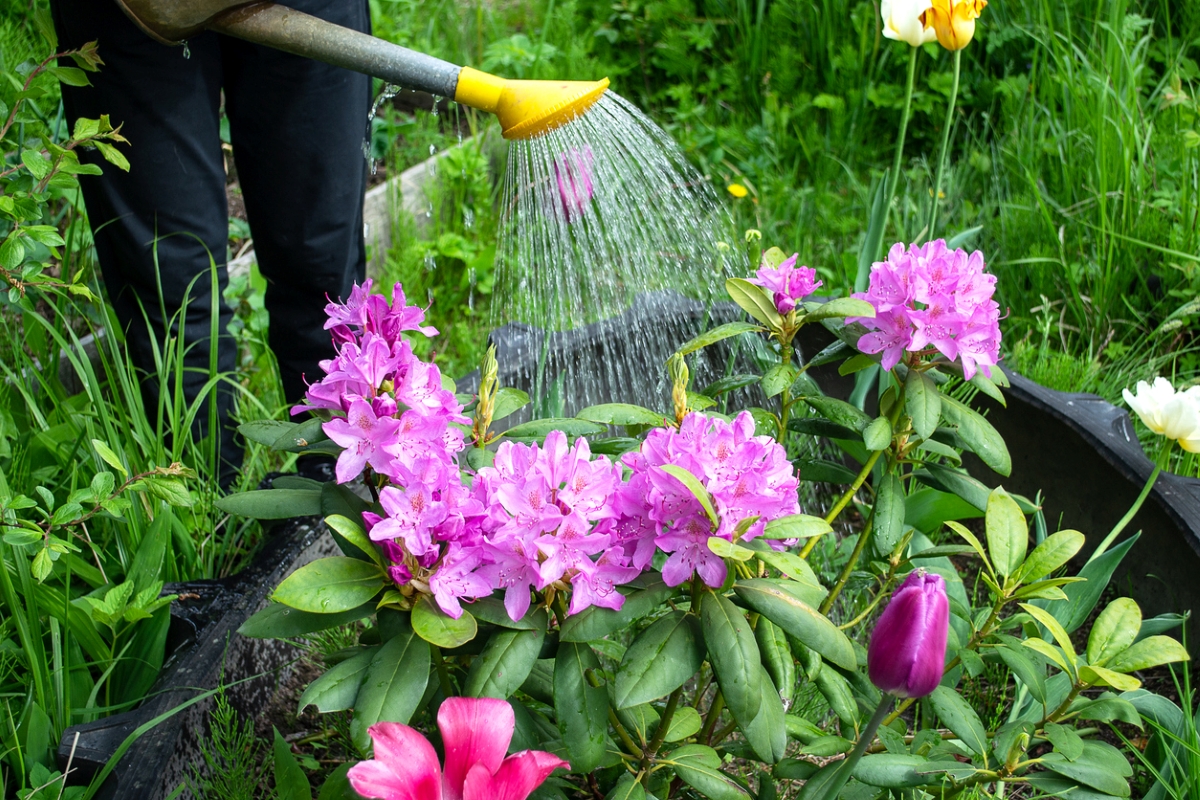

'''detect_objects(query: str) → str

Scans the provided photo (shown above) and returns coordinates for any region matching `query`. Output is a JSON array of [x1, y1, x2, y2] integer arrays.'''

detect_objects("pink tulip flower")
[[348, 697, 568, 800], [867, 570, 949, 698]]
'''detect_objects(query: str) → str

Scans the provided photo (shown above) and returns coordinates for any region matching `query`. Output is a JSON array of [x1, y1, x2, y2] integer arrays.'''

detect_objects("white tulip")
[[881, 0, 938, 47], [1123, 378, 1200, 453]]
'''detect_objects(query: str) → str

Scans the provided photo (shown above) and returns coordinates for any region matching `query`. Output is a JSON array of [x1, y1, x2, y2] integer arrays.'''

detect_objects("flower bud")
[[881, 0, 937, 47], [921, 0, 987, 51], [668, 353, 690, 425], [867, 570, 949, 698], [1123, 377, 1200, 453]]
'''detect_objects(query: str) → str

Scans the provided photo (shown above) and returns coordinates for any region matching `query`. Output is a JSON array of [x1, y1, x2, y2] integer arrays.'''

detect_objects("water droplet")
[[463, 208, 474, 230], [424, 252, 436, 271], [181, 41, 191, 59]]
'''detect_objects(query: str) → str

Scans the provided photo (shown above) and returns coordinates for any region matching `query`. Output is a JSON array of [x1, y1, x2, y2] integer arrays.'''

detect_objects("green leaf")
[[21, 150, 51, 180], [614, 611, 704, 708], [664, 706, 703, 742], [760, 514, 833, 541], [412, 594, 478, 648], [1040, 741, 1132, 796], [708, 536, 755, 561], [740, 665, 787, 763], [492, 387, 530, 421], [298, 647, 376, 713], [1076, 694, 1142, 727], [734, 580, 855, 670], [940, 394, 1011, 476], [986, 488, 1027, 579], [676, 321, 764, 356], [905, 369, 941, 440], [863, 416, 892, 451], [666, 744, 752, 800], [325, 515, 382, 566], [350, 625, 431, 753], [140, 476, 193, 507], [701, 590, 763, 726], [929, 686, 989, 757], [872, 473, 907, 555], [238, 419, 300, 446], [466, 598, 547, 631], [316, 764, 356, 800], [788, 417, 861, 441], [555, 641, 608, 772], [801, 297, 877, 322], [502, 418, 606, 439], [1020, 603, 1077, 669], [238, 601, 374, 639], [0, 236, 24, 270], [852, 754, 933, 788], [464, 628, 544, 699], [1014, 530, 1085, 584], [94, 140, 130, 171], [814, 664, 858, 730], [604, 774, 647, 800], [803, 395, 871, 432], [995, 641, 1046, 704], [1087, 598, 1141, 668], [726, 277, 784, 329], [1043, 533, 1140, 634], [273, 728, 312, 800], [216, 488, 323, 519], [90, 439, 128, 477], [1104, 635, 1191, 673], [838, 353, 877, 376], [762, 365, 800, 399], [576, 403, 666, 427], [272, 557, 385, 613], [659, 465, 718, 527], [560, 581, 675, 642], [1079, 664, 1142, 692], [794, 458, 857, 484], [48, 66, 90, 87]]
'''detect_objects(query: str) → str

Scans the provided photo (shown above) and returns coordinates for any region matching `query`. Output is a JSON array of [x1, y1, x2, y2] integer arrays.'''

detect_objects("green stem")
[[641, 686, 683, 784], [609, 708, 643, 758], [700, 690, 725, 744], [1089, 443, 1171, 563], [819, 696, 894, 800], [430, 645, 453, 697], [820, 518, 874, 615], [799, 448, 884, 559], [887, 46, 919, 223], [927, 48, 961, 240]]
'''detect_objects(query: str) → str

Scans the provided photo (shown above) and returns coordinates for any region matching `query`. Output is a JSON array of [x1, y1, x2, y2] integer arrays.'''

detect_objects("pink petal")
[[348, 723, 442, 800], [462, 751, 570, 800], [439, 697, 515, 800]]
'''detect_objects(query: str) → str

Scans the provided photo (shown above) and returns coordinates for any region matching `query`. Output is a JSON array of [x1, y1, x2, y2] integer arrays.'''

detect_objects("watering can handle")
[[114, 0, 462, 98]]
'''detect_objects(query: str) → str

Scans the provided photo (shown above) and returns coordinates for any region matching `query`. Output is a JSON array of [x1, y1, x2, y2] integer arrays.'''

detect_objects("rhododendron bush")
[[223, 241, 1189, 800]]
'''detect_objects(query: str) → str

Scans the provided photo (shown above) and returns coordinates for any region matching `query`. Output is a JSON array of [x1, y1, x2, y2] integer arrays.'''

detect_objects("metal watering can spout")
[[113, 0, 609, 139]]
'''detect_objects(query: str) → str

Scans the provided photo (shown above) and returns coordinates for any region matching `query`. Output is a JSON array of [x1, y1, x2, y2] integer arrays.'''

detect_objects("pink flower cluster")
[[613, 412, 801, 588], [750, 253, 823, 314], [849, 240, 1001, 379], [299, 284, 805, 623]]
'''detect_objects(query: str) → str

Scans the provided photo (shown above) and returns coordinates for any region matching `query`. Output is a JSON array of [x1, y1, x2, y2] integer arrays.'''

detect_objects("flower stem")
[[927, 48, 961, 240], [887, 46, 919, 225], [820, 518, 873, 615], [430, 645, 453, 697], [818, 695, 894, 800], [642, 686, 683, 781], [1089, 443, 1171, 563], [800, 448, 884, 559], [700, 690, 725, 744]]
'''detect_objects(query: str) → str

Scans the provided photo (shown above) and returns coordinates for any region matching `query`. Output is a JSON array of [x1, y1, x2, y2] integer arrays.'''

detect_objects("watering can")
[[113, 0, 609, 140]]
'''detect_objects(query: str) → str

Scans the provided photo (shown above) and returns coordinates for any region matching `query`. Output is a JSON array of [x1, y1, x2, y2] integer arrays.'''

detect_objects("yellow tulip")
[[922, 0, 987, 51]]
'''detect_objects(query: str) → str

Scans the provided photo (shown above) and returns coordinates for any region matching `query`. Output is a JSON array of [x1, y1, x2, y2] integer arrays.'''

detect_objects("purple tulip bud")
[[867, 569, 949, 698]]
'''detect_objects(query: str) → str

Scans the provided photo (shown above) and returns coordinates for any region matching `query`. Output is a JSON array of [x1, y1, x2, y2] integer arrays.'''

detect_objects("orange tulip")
[[921, 0, 987, 51]]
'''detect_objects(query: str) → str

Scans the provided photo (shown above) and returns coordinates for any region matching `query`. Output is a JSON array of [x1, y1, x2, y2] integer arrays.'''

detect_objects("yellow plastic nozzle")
[[455, 66, 609, 140]]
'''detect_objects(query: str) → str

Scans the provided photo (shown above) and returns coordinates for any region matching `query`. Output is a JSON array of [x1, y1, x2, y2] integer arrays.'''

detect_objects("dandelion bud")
[[867, 570, 949, 698]]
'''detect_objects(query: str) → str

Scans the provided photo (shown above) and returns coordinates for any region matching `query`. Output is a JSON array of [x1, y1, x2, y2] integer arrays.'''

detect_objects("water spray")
[[113, 0, 609, 139]]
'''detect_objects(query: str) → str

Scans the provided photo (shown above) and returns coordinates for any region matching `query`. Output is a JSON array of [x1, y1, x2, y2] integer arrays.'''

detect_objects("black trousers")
[[50, 0, 371, 477]]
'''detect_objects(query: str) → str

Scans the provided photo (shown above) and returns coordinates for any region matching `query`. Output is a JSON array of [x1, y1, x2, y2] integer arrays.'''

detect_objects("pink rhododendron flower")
[[850, 239, 1001, 379], [750, 253, 823, 314], [347, 697, 567, 800]]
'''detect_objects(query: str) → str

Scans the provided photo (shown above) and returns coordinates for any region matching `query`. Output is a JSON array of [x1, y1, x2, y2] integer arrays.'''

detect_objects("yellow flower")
[[727, 183, 749, 198], [922, 0, 987, 51]]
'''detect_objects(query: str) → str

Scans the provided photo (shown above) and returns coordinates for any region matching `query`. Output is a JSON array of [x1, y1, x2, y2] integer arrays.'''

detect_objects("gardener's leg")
[[221, 0, 372, 406], [49, 0, 243, 482]]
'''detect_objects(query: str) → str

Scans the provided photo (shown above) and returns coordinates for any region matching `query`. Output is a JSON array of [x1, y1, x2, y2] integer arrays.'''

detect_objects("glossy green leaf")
[[1040, 741, 1132, 796], [297, 647, 376, 713], [659, 464, 718, 527], [1020, 603, 1077, 668], [905, 369, 941, 440], [555, 641, 608, 772], [852, 754, 933, 788], [756, 617, 794, 707], [726, 277, 784, 329], [940, 394, 1011, 476], [351, 624, 431, 753], [492, 387, 530, 421], [216, 488, 323, 519], [788, 418, 862, 441], [762, 364, 800, 399], [1015, 529, 1085, 584], [801, 297, 876, 322], [1087, 598, 1141, 667], [815, 664, 857, 731], [734, 580, 855, 670], [759, 514, 833, 541], [666, 744, 752, 800], [502, 418, 606, 439], [863, 416, 892, 451], [794, 458, 856, 484], [708, 536, 755, 561], [702, 590, 764, 728], [1079, 664, 1142, 691], [238, 601, 374, 639], [1105, 635, 1191, 673], [604, 774, 647, 800], [576, 403, 666, 426], [560, 581, 674, 642], [995, 641, 1046, 704], [740, 665, 787, 763], [986, 488, 1027, 579], [663, 706, 703, 742], [465, 627, 545, 699], [676, 321, 765, 356], [929, 686, 988, 757], [614, 611, 705, 708], [803, 395, 871, 432], [325, 515, 382, 566], [273, 728, 312, 800], [872, 474, 907, 555], [272, 557, 385, 614], [412, 594, 478, 648]]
